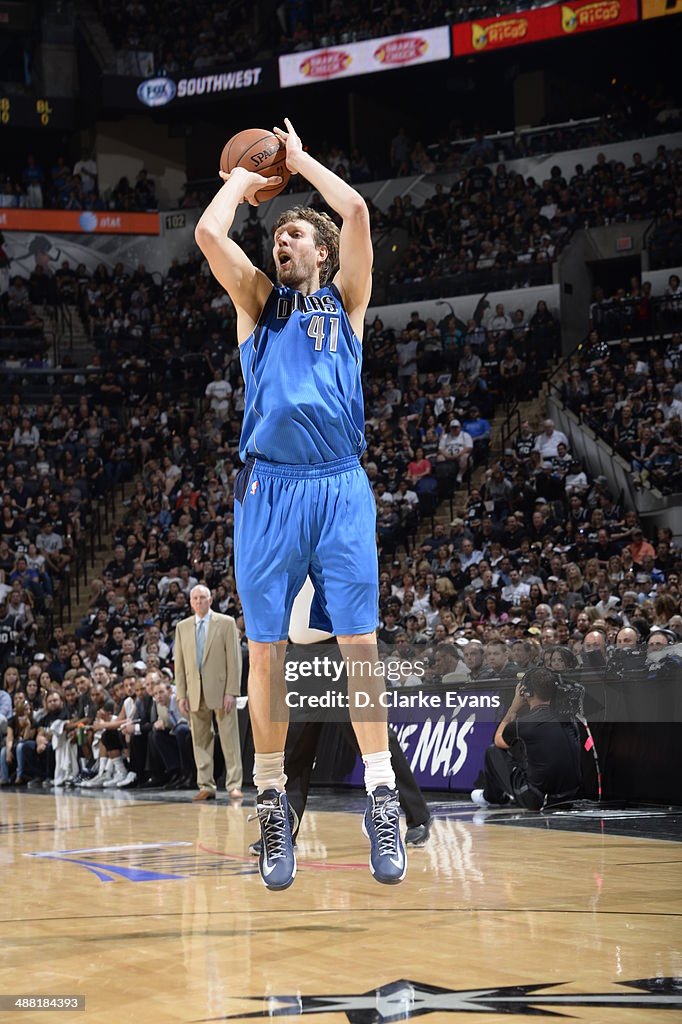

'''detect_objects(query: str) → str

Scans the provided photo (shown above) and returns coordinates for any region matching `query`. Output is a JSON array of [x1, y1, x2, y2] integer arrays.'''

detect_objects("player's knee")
[[248, 640, 287, 674], [249, 639, 286, 653], [337, 631, 377, 644]]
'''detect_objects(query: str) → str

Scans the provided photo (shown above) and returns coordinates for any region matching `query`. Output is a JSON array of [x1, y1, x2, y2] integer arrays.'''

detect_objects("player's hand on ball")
[[273, 117, 303, 174], [218, 166, 281, 207]]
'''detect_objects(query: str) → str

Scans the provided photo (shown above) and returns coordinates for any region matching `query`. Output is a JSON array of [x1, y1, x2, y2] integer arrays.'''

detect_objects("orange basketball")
[[220, 128, 290, 202]]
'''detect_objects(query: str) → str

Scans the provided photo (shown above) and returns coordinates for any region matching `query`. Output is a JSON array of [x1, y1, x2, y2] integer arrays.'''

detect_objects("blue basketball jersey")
[[239, 283, 366, 464]]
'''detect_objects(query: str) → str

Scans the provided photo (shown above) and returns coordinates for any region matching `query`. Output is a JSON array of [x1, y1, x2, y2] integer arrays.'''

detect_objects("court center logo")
[[25, 842, 255, 882], [136, 76, 177, 107], [193, 976, 682, 1021]]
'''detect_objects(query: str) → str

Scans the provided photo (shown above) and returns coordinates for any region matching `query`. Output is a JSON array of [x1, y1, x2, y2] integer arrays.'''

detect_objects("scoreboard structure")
[[0, 95, 74, 129]]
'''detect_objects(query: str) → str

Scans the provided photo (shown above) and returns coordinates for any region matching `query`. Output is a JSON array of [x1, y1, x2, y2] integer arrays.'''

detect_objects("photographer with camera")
[[645, 629, 682, 683], [606, 626, 650, 686], [471, 666, 581, 812], [582, 629, 608, 669]]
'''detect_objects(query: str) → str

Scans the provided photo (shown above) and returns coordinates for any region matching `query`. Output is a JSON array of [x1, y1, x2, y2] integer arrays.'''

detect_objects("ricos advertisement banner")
[[279, 26, 450, 88], [452, 0, 638, 56]]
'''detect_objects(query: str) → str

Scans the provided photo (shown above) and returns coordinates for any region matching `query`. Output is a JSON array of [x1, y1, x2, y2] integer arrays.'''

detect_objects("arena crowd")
[[0, 129, 680, 791], [101, 0, 555, 78], [0, 155, 157, 213], [1, 253, 680, 789]]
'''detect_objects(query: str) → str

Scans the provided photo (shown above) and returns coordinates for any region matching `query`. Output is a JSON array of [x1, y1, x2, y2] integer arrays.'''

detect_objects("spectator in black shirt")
[[378, 611, 401, 647], [593, 528, 620, 565], [466, 157, 493, 196], [513, 421, 535, 462], [481, 341, 502, 393], [45, 643, 69, 682], [484, 640, 520, 681], [105, 625, 126, 664], [82, 446, 105, 498], [104, 544, 132, 583]]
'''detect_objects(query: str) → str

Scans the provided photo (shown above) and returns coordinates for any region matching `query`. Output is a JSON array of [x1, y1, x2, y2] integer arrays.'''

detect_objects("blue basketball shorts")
[[233, 455, 379, 642]]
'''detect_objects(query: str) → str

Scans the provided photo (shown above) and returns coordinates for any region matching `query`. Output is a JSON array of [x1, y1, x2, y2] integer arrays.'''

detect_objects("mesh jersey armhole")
[[328, 282, 363, 347], [238, 285, 277, 350]]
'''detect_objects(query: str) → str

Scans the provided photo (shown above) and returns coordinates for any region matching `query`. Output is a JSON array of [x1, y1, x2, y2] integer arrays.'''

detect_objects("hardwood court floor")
[[1, 790, 681, 1024]]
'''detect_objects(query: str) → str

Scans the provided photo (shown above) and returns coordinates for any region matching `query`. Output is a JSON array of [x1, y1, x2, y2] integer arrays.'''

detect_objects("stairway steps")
[[63, 487, 131, 627], [410, 387, 551, 555]]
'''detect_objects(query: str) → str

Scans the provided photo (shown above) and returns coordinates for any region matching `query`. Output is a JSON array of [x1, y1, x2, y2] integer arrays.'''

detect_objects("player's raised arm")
[[194, 168, 275, 342], [273, 118, 372, 335]]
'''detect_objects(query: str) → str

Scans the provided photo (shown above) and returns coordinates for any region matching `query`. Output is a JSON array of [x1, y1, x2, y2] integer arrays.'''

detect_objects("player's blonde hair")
[[273, 206, 339, 285]]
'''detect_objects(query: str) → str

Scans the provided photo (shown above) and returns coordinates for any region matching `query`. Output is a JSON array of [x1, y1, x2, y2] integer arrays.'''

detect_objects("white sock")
[[253, 752, 287, 795], [363, 750, 396, 795], [97, 757, 110, 776], [111, 756, 125, 777]]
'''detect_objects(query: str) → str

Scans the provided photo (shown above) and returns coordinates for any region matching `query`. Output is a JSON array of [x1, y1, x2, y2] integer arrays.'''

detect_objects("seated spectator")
[[436, 420, 473, 484], [146, 678, 193, 789]]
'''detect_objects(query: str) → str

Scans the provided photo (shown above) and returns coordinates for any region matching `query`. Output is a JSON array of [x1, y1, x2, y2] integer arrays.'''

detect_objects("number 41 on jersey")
[[307, 315, 339, 352]]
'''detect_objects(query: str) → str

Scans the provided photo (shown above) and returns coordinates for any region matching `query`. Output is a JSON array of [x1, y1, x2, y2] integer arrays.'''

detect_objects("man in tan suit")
[[174, 584, 243, 801]]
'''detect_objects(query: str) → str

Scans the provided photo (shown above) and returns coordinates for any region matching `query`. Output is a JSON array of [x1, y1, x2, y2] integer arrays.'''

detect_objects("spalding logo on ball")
[[220, 128, 291, 202]]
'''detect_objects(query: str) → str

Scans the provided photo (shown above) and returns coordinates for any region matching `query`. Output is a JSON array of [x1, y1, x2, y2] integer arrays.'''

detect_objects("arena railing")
[[180, 114, 676, 212], [545, 320, 682, 496], [0, 365, 126, 625], [499, 404, 521, 457], [544, 292, 673, 398], [0, 324, 49, 361], [0, 365, 105, 405], [53, 484, 126, 628], [53, 302, 74, 359], [645, 216, 682, 272], [590, 294, 674, 343], [0, 298, 73, 368], [385, 265, 552, 304], [427, 115, 603, 163]]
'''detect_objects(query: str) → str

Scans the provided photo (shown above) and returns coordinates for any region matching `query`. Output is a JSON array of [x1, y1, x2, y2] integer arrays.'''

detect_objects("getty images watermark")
[[268, 643, 502, 723]]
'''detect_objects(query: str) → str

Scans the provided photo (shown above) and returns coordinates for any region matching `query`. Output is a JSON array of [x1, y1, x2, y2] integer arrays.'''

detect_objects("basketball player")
[[195, 118, 406, 890]]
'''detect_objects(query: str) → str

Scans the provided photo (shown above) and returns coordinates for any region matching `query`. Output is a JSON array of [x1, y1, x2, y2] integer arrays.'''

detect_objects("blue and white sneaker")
[[362, 785, 407, 885], [249, 803, 299, 857], [251, 789, 296, 891]]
